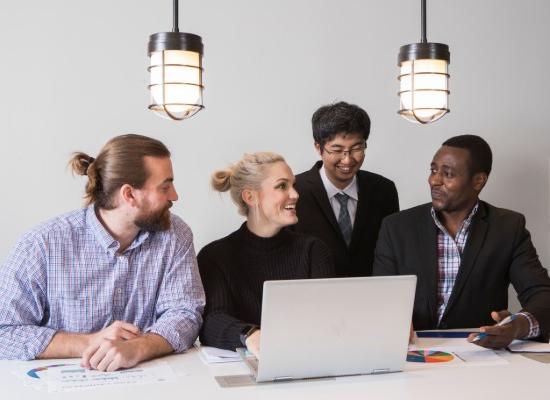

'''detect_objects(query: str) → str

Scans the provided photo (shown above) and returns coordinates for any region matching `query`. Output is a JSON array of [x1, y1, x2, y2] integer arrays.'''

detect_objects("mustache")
[[431, 188, 446, 196]]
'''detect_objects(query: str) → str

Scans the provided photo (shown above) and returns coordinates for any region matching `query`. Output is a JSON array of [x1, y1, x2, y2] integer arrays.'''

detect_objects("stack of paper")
[[507, 340, 550, 353], [197, 345, 242, 364]]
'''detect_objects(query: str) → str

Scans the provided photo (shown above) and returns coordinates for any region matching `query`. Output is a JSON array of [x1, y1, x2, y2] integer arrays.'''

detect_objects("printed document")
[[15, 359, 176, 392]]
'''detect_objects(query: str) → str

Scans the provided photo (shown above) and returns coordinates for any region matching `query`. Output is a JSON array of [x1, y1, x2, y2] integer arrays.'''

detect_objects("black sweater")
[[198, 223, 335, 350]]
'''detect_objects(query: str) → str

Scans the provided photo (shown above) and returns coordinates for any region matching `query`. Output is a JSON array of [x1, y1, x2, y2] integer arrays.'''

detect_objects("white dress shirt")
[[319, 166, 358, 228]]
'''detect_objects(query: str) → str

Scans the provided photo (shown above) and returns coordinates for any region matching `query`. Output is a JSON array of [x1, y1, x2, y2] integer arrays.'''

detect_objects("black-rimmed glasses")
[[323, 143, 366, 159]]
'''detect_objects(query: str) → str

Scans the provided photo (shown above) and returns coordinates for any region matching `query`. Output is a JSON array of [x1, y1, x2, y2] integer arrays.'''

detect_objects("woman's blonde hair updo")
[[211, 152, 285, 216]]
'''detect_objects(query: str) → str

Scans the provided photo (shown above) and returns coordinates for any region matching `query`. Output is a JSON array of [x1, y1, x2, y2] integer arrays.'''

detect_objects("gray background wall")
[[1, 1, 549, 311]]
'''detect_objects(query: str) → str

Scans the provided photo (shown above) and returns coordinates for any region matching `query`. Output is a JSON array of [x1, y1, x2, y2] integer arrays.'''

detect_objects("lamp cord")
[[173, 0, 179, 33], [421, 0, 427, 43]]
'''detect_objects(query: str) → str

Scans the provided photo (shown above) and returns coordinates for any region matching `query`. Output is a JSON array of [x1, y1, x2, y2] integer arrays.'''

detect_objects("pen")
[[472, 314, 517, 342]]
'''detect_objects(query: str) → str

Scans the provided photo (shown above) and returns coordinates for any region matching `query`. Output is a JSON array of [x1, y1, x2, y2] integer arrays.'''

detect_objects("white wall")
[[1, 1, 549, 310]]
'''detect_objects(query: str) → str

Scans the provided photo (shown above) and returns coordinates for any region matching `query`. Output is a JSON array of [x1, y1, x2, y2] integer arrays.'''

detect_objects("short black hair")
[[442, 134, 492, 176], [312, 101, 371, 146]]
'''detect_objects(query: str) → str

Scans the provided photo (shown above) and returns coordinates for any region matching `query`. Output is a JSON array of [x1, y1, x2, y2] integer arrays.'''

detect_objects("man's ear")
[[314, 142, 322, 156], [472, 172, 488, 192], [242, 189, 257, 207], [120, 184, 138, 207]]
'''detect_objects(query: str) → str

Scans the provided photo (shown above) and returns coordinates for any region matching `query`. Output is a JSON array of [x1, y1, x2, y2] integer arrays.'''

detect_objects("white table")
[[1, 339, 548, 400]]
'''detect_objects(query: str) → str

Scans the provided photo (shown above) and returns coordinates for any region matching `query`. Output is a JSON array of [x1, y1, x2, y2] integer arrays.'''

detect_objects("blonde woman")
[[198, 152, 334, 358]]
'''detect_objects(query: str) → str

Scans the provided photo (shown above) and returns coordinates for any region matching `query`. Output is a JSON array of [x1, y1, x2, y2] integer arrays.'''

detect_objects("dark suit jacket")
[[293, 161, 399, 277], [373, 201, 550, 340]]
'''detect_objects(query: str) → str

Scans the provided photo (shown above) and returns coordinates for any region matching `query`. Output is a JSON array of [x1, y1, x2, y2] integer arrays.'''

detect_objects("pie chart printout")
[[26, 364, 73, 378], [407, 350, 454, 363]]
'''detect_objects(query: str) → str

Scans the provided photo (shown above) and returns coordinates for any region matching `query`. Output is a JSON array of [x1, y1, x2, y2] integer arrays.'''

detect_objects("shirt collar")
[[319, 165, 358, 201], [86, 204, 150, 254], [430, 201, 480, 235]]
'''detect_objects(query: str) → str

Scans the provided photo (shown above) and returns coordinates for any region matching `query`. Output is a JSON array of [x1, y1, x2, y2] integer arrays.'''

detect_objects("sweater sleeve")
[[197, 248, 251, 351], [308, 238, 336, 278]]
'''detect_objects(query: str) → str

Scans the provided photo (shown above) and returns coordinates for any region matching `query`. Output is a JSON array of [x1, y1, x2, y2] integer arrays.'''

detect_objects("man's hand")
[[81, 321, 141, 371], [245, 329, 261, 359], [87, 321, 141, 347], [81, 339, 141, 372], [37, 321, 141, 359], [467, 310, 529, 349], [81, 332, 173, 372]]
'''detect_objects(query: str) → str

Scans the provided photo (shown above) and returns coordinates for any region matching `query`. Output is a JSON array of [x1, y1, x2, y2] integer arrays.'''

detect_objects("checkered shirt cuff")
[[516, 312, 540, 339]]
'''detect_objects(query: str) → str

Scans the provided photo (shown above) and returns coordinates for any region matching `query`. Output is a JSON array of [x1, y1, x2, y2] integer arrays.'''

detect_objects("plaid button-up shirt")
[[0, 205, 205, 360], [431, 203, 539, 337]]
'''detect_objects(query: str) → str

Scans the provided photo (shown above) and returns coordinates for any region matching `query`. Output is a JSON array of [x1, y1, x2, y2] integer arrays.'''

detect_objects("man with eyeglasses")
[[293, 101, 399, 277]]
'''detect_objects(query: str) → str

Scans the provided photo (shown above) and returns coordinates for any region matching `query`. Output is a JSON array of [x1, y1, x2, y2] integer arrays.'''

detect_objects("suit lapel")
[[417, 206, 439, 326], [305, 162, 342, 239], [442, 202, 489, 319]]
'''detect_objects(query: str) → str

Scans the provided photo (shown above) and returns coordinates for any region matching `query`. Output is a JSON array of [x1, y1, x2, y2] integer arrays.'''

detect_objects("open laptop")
[[239, 275, 416, 383]]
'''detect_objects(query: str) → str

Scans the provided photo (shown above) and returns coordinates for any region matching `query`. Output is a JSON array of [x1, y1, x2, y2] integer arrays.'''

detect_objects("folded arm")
[[145, 240, 205, 353], [509, 216, 550, 341], [0, 236, 57, 359]]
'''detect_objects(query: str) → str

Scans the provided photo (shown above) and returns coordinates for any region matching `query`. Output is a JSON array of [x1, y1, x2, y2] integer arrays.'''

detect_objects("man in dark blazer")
[[374, 134, 550, 348], [294, 102, 399, 277]]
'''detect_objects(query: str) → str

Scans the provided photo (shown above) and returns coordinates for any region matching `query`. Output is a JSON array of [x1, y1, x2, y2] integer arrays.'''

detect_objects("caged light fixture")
[[398, 0, 450, 124], [148, 0, 204, 121]]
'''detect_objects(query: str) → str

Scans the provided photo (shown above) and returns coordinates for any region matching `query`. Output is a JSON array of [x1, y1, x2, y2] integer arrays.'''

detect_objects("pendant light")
[[398, 0, 450, 124], [148, 0, 204, 121]]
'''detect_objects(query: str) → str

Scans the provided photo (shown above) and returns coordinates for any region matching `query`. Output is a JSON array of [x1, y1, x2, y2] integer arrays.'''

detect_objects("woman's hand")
[[245, 329, 261, 359]]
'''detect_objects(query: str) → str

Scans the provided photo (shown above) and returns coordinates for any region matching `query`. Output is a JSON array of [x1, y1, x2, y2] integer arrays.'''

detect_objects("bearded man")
[[0, 134, 205, 371]]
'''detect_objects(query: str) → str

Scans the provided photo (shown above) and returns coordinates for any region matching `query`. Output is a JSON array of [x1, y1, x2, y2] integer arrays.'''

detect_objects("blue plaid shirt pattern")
[[0, 205, 205, 360], [431, 203, 539, 338]]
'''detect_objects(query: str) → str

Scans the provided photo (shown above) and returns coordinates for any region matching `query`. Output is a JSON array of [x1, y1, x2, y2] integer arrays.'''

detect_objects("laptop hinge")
[[372, 368, 390, 375], [273, 376, 293, 382]]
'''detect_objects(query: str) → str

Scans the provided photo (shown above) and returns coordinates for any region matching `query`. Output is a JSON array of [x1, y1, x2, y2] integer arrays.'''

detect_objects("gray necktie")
[[334, 193, 352, 246]]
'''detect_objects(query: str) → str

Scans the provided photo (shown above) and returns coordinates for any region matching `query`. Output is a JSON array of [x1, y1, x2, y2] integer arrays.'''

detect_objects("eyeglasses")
[[323, 144, 366, 159]]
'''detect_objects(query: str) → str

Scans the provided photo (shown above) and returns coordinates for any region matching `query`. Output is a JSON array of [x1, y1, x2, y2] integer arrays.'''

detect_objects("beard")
[[134, 202, 172, 232]]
